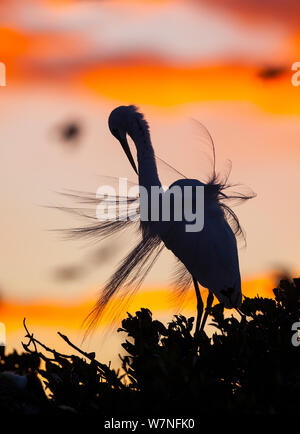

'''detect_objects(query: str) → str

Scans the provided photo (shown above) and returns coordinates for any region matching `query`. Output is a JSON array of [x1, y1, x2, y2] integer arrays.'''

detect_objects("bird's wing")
[[153, 121, 216, 187], [162, 216, 241, 308], [155, 120, 255, 242], [169, 258, 193, 308], [189, 121, 256, 245], [189, 119, 217, 183], [55, 184, 140, 242], [83, 232, 164, 335], [155, 155, 187, 188], [56, 185, 171, 334]]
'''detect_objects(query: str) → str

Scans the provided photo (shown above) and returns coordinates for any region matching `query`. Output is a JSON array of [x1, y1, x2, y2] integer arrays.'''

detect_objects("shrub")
[[0, 278, 299, 415]]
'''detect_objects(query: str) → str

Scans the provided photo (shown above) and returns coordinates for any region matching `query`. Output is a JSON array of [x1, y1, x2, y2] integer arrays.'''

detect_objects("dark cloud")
[[51, 244, 116, 282], [257, 66, 287, 80], [52, 265, 85, 282], [89, 244, 116, 266], [51, 119, 84, 149]]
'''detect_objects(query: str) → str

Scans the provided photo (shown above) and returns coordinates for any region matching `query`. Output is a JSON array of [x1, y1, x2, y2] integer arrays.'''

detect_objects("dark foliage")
[[0, 278, 299, 415]]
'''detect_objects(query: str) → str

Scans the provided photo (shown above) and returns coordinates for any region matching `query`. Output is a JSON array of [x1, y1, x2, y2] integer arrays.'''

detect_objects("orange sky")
[[0, 0, 299, 360], [0, 272, 279, 364], [0, 274, 276, 333], [80, 61, 299, 114]]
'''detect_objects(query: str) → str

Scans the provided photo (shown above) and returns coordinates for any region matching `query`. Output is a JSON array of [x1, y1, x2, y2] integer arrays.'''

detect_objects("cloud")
[[0, 1, 290, 68], [198, 0, 300, 27]]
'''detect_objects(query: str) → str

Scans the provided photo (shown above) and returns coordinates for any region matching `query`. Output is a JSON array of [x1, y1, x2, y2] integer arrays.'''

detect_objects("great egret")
[[66, 105, 255, 336]]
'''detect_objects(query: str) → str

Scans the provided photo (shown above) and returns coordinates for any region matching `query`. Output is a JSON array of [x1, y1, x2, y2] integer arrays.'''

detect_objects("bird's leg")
[[193, 277, 203, 336], [200, 291, 214, 332]]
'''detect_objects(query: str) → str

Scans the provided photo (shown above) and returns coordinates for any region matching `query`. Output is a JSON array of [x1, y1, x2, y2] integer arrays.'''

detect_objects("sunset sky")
[[0, 0, 299, 363]]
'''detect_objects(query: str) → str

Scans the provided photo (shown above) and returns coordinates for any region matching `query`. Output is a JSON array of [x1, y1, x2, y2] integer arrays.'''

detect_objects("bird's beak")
[[119, 136, 138, 175]]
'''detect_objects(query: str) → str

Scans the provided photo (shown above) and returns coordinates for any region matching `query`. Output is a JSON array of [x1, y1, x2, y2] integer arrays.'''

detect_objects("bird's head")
[[108, 105, 139, 175]]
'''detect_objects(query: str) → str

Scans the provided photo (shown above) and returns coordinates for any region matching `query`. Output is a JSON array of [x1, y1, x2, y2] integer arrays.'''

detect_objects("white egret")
[[67, 105, 255, 336]]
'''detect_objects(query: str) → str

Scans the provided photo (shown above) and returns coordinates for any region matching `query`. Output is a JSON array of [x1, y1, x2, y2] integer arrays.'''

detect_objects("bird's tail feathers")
[[82, 233, 164, 339]]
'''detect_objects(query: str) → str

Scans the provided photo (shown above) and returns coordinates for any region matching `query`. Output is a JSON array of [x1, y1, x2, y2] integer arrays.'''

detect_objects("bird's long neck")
[[129, 118, 161, 191]]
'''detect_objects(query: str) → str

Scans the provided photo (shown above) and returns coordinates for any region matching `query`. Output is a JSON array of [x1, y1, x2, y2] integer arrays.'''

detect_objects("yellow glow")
[[80, 62, 299, 114], [0, 273, 278, 334]]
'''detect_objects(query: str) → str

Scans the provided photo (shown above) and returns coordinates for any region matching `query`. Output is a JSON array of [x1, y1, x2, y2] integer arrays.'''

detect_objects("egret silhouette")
[[67, 105, 255, 336]]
